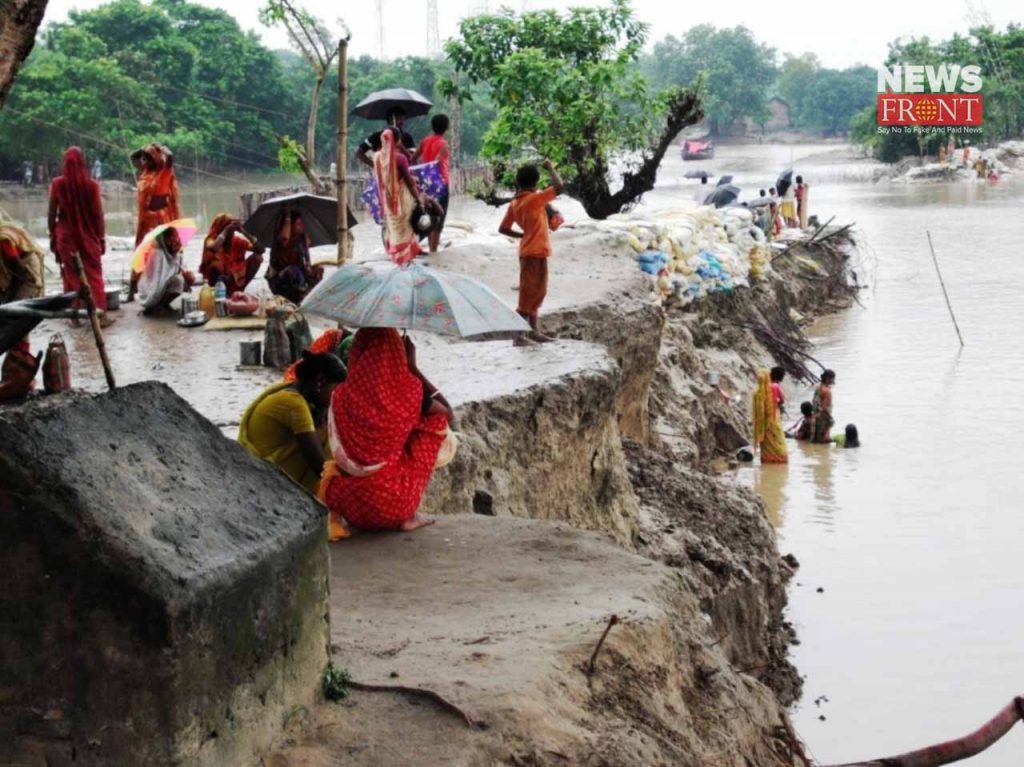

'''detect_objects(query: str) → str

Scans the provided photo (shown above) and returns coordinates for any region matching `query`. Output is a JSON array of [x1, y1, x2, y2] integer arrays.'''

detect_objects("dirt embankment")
[[269, 230, 858, 766]]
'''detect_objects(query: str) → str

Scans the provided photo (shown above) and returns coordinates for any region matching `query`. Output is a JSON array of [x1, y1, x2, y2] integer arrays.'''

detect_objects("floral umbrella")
[[300, 260, 529, 338], [130, 218, 197, 273]]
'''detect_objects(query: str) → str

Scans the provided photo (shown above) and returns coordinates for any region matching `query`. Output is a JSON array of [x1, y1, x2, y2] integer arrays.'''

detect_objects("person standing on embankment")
[[499, 158, 565, 346], [47, 146, 109, 324]]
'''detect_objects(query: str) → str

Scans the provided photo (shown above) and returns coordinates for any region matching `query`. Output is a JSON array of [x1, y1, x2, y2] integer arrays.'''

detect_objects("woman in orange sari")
[[47, 146, 108, 319], [320, 329, 454, 536], [198, 214, 264, 293], [133, 144, 181, 245]]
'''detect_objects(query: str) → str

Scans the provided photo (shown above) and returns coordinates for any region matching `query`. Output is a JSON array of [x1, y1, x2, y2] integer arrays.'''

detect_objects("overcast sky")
[[41, 0, 1021, 69]]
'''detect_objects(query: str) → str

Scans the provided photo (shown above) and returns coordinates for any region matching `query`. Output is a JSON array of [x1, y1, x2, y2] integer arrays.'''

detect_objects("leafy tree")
[[852, 28, 1024, 162], [444, 0, 702, 219], [259, 0, 346, 191], [646, 25, 776, 134]]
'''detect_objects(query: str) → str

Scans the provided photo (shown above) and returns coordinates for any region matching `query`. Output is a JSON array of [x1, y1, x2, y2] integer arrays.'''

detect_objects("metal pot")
[[104, 287, 121, 311], [706, 371, 721, 387], [239, 340, 262, 366]]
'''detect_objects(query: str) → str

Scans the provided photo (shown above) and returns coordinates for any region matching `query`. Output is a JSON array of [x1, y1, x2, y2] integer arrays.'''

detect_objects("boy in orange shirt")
[[499, 158, 565, 345]]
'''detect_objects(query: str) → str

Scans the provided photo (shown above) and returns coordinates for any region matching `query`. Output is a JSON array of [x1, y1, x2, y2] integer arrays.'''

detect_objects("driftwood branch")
[[825, 695, 1024, 767], [347, 680, 480, 729]]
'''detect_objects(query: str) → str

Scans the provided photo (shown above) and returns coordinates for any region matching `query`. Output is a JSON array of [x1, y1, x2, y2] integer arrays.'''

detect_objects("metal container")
[[104, 287, 121, 311], [240, 340, 262, 366], [706, 370, 721, 387], [180, 296, 198, 318]]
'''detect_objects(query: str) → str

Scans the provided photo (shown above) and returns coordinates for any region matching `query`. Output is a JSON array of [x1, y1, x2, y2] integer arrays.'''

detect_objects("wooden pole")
[[71, 253, 116, 390], [926, 230, 965, 348], [336, 38, 349, 265]]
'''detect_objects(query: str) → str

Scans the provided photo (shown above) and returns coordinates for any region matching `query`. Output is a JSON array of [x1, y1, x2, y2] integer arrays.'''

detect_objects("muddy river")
[[4, 144, 1021, 764], [707, 145, 1024, 766]]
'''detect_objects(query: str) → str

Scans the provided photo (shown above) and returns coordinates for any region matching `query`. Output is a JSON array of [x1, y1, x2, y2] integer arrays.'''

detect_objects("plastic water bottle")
[[215, 278, 227, 301]]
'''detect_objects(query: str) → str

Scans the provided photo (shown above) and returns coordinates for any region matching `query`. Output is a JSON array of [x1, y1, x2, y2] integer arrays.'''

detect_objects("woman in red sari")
[[133, 144, 181, 245], [47, 146, 109, 319], [321, 328, 454, 536], [199, 213, 264, 293]]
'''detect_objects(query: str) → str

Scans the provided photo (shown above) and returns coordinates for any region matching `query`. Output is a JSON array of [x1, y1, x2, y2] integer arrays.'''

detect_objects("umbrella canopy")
[[716, 175, 734, 186], [776, 169, 794, 197], [244, 194, 356, 251], [301, 260, 530, 338], [747, 197, 772, 209], [684, 169, 709, 179], [352, 88, 432, 121], [705, 185, 741, 208], [0, 294, 77, 354], [130, 218, 197, 273]]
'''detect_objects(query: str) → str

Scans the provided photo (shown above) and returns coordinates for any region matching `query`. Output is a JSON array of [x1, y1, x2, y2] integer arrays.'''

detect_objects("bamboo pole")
[[336, 38, 349, 265], [926, 230, 965, 347], [71, 253, 116, 391]]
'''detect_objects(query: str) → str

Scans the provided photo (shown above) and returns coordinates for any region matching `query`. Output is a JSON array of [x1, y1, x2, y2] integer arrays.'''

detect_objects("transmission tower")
[[426, 0, 441, 58]]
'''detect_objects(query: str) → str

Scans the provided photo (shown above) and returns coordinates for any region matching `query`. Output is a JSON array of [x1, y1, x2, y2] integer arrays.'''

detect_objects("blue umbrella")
[[301, 261, 530, 338]]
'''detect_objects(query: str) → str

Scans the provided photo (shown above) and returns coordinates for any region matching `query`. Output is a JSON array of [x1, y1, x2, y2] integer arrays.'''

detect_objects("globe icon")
[[915, 99, 939, 122]]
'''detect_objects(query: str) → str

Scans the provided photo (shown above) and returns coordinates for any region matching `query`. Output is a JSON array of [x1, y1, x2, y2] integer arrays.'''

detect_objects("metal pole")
[[926, 230, 965, 348], [336, 38, 349, 265]]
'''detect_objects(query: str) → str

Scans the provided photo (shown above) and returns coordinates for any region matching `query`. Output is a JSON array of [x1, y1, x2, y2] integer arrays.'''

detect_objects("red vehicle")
[[682, 138, 714, 161]]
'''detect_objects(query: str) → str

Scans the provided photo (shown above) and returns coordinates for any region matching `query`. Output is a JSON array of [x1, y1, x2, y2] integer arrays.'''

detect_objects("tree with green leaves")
[[853, 28, 1024, 162], [646, 25, 776, 135], [260, 0, 346, 191], [443, 0, 702, 219]]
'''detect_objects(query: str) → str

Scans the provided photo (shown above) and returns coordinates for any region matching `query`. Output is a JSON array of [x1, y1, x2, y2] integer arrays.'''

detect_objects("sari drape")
[[50, 147, 106, 309], [374, 130, 422, 265], [322, 328, 446, 530], [135, 145, 181, 245], [753, 369, 788, 463]]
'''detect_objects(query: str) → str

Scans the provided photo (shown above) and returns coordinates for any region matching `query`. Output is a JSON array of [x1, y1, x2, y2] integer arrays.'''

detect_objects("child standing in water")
[[787, 401, 815, 440], [499, 158, 565, 346]]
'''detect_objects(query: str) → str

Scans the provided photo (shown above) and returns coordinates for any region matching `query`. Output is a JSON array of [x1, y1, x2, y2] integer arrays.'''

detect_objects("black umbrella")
[[244, 193, 357, 250], [0, 294, 77, 355], [776, 169, 794, 198], [684, 169, 709, 179], [716, 175, 734, 186], [352, 88, 433, 121], [705, 185, 741, 208]]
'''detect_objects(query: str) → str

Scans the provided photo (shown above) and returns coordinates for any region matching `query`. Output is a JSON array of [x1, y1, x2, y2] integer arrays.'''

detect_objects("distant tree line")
[[0, 0, 494, 182], [4, 0, 1017, 180], [851, 28, 1024, 162]]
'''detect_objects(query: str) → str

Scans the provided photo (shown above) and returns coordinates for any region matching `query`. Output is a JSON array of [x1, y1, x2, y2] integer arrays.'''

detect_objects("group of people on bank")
[[753, 366, 858, 464]]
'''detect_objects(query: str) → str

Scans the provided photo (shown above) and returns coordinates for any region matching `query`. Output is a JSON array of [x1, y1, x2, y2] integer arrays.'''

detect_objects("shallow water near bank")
[[708, 147, 1024, 765]]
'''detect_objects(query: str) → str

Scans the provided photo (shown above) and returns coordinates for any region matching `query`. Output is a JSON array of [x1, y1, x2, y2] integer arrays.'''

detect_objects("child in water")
[[833, 423, 860, 448], [787, 401, 814, 440]]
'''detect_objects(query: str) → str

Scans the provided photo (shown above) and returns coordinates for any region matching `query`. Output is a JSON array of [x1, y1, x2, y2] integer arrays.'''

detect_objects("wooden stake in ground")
[[336, 37, 349, 265], [71, 253, 116, 390], [926, 230, 965, 348]]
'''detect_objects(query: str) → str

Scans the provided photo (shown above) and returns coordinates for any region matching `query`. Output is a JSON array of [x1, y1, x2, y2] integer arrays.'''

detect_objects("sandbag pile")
[[593, 205, 773, 304]]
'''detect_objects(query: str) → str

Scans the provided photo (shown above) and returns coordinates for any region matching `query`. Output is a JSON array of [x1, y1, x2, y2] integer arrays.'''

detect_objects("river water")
[[697, 144, 1024, 766], [4, 145, 1021, 764]]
